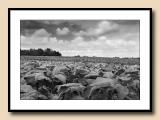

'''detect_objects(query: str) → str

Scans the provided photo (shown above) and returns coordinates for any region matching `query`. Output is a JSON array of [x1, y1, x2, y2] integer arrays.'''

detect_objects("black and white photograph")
[[20, 19, 140, 100], [9, 8, 152, 111]]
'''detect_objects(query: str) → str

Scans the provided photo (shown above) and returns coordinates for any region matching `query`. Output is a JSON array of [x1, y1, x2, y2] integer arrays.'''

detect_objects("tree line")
[[20, 48, 62, 56]]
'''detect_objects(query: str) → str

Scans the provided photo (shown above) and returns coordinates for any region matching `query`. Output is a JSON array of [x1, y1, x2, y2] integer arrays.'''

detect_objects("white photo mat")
[[10, 9, 151, 111]]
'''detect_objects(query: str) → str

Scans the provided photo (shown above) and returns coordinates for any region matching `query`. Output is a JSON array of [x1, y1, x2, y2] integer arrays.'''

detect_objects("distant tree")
[[37, 48, 44, 56], [20, 48, 62, 56], [44, 48, 51, 56], [74, 55, 80, 57]]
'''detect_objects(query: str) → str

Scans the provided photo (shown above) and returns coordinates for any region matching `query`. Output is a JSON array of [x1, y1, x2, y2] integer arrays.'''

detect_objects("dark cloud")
[[73, 20, 139, 42], [21, 20, 57, 36], [113, 20, 140, 25], [20, 20, 44, 30], [21, 20, 140, 42], [20, 20, 83, 41], [21, 20, 82, 33]]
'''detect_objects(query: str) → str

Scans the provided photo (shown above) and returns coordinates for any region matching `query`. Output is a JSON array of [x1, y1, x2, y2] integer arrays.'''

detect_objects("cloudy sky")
[[20, 20, 139, 57]]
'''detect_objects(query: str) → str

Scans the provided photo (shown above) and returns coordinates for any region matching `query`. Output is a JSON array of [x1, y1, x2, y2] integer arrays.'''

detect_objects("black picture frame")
[[8, 8, 152, 112]]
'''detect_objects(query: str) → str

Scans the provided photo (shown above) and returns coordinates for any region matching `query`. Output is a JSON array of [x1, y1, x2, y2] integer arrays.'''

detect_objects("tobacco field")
[[20, 56, 140, 100]]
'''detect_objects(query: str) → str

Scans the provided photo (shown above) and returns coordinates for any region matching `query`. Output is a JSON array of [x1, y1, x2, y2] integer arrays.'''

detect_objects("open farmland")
[[20, 56, 140, 100], [21, 56, 140, 65]]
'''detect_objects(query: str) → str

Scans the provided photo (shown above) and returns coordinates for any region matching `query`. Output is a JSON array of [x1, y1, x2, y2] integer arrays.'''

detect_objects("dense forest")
[[20, 48, 62, 56]]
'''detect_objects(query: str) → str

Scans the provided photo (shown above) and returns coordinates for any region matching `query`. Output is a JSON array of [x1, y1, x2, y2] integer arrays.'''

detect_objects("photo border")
[[8, 8, 152, 112]]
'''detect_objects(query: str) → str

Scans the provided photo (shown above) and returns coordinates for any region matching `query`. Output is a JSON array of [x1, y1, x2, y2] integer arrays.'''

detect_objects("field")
[[20, 56, 140, 100], [21, 56, 140, 65]]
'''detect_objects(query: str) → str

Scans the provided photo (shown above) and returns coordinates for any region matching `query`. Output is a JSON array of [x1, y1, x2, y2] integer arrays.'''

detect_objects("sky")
[[20, 20, 140, 57]]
